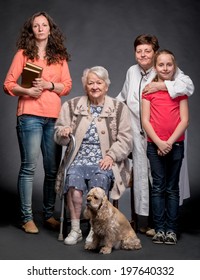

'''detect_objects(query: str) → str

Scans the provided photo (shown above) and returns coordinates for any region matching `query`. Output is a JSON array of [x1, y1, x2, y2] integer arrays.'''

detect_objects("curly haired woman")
[[4, 11, 72, 233]]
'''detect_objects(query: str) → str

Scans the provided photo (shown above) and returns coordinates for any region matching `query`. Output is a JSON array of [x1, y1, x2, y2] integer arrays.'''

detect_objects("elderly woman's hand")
[[60, 127, 72, 138], [99, 155, 114, 170]]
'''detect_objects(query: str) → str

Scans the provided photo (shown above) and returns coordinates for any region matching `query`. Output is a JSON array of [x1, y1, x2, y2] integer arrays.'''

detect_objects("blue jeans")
[[16, 115, 62, 223], [147, 142, 184, 234]]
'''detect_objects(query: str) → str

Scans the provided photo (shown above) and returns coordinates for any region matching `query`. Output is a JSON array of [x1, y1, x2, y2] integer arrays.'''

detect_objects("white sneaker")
[[85, 227, 94, 244], [64, 230, 83, 245]]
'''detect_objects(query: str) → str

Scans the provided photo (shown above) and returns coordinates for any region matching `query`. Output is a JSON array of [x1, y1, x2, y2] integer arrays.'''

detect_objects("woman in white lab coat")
[[117, 34, 194, 231]]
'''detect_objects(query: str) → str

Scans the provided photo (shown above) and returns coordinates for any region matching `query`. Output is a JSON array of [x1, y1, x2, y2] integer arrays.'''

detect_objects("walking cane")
[[58, 134, 76, 241]]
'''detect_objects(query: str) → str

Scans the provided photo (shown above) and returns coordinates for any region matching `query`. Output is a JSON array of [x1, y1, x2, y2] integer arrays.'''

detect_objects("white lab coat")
[[117, 64, 194, 216]]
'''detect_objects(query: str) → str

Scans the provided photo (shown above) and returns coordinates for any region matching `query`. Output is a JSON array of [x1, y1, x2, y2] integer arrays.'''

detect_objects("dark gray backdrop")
[[0, 0, 199, 217]]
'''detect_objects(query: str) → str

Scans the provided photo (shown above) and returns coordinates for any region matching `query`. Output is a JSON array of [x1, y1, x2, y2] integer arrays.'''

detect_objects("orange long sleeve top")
[[4, 49, 72, 118]]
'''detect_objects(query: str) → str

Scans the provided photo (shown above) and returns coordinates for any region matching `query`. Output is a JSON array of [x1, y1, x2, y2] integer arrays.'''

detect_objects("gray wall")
[[0, 0, 199, 209]]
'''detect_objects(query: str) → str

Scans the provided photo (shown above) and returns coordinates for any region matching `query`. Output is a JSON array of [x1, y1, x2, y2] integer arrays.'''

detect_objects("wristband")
[[50, 82, 54, 91]]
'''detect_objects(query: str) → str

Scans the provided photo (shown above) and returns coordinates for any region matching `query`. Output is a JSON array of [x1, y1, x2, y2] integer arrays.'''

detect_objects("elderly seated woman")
[[54, 66, 133, 245]]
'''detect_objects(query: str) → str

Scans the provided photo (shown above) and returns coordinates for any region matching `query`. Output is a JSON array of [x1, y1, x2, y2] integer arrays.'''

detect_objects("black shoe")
[[165, 232, 177, 245], [152, 231, 165, 244]]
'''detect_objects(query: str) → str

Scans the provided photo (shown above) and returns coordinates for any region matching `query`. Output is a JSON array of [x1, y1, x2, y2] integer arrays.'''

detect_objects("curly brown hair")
[[16, 11, 71, 65]]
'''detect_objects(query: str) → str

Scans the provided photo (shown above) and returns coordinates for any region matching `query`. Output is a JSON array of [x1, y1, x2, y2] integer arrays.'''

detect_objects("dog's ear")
[[96, 187, 108, 205], [98, 191, 108, 212], [102, 192, 108, 204], [83, 206, 92, 219], [96, 187, 107, 202]]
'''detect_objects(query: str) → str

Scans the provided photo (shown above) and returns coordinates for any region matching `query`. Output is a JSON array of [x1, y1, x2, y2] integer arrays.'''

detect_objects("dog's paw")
[[134, 239, 142, 250], [84, 242, 96, 251], [99, 246, 112, 254], [121, 237, 142, 250]]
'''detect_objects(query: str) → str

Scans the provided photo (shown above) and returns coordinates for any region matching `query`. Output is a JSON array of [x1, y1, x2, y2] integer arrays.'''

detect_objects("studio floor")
[[0, 187, 200, 260]]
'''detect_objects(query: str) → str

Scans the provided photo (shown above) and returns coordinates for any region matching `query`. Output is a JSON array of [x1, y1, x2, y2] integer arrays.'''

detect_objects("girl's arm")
[[167, 99, 189, 145]]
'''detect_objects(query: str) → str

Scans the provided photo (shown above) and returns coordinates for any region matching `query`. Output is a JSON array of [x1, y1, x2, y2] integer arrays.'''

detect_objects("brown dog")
[[84, 187, 142, 254]]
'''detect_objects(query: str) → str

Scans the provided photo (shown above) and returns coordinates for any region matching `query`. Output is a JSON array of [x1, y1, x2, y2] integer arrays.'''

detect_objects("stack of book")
[[21, 62, 43, 88]]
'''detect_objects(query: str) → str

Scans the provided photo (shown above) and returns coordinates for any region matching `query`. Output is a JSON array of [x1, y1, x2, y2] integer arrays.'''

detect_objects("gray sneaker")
[[152, 231, 165, 244], [165, 232, 177, 245]]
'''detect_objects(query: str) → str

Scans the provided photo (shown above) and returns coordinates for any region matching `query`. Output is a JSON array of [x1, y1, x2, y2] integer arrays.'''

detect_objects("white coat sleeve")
[[164, 68, 194, 98]]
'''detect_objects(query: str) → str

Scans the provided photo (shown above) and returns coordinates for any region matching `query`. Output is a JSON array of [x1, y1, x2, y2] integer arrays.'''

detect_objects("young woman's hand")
[[27, 87, 43, 98]]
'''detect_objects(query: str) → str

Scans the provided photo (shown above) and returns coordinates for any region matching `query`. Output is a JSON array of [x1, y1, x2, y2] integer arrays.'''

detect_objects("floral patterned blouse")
[[71, 105, 103, 166]]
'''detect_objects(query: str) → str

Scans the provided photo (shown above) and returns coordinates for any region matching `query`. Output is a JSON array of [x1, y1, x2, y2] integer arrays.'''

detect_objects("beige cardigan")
[[54, 95, 133, 199]]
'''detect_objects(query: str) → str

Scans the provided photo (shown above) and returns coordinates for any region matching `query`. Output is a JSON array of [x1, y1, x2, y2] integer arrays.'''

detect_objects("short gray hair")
[[81, 66, 111, 89]]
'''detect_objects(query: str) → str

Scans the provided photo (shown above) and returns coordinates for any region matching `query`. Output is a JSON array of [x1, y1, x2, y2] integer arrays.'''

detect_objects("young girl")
[[142, 50, 189, 244]]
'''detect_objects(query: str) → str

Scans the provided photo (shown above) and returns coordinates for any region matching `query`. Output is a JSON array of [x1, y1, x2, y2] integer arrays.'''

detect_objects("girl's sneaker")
[[152, 231, 165, 244], [165, 232, 177, 245]]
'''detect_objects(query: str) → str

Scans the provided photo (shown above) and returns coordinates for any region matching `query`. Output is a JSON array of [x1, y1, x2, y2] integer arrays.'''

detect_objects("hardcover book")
[[21, 62, 43, 88]]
